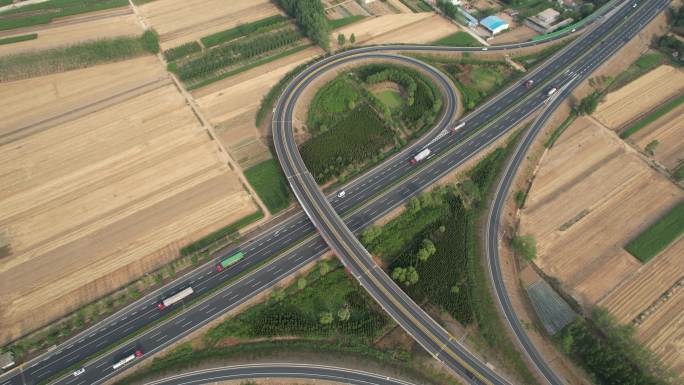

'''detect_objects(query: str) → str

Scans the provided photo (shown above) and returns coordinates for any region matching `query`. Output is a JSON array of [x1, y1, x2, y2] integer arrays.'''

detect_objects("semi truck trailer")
[[451, 122, 465, 133], [216, 251, 245, 272], [112, 350, 143, 370], [410, 149, 431, 165], [157, 287, 194, 310]]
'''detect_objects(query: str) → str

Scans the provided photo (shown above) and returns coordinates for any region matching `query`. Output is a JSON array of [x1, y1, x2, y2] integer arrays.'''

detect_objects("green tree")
[[350, 33, 356, 44], [514, 190, 526, 208], [512, 235, 536, 261], [319, 261, 331, 276], [271, 289, 286, 303], [405, 267, 419, 285], [361, 226, 382, 246], [645, 140, 659, 156], [391, 267, 407, 283], [319, 311, 334, 325], [417, 239, 436, 262], [337, 33, 346, 45], [460, 179, 481, 204]]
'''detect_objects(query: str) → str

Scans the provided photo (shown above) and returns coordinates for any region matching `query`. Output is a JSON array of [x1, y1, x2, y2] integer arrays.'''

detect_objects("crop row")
[[200, 15, 288, 48]]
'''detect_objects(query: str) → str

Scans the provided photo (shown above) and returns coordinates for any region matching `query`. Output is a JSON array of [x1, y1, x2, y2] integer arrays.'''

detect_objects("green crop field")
[[376, 90, 403, 109], [0, 0, 129, 31], [0, 32, 158, 82], [431, 32, 481, 47], [620, 93, 684, 139], [625, 201, 684, 262], [200, 15, 288, 48], [163, 41, 201, 62], [244, 159, 291, 214], [327, 15, 365, 29], [0, 33, 37, 45]]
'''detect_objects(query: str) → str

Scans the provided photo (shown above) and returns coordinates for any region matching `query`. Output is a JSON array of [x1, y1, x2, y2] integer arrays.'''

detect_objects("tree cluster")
[[273, 0, 331, 50]]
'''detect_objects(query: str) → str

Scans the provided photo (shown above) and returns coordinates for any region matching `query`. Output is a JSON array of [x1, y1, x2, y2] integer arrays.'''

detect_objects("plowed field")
[[0, 57, 258, 343]]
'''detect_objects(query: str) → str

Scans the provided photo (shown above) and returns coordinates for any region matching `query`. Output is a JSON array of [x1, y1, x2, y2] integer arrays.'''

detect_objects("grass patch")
[[545, 112, 577, 147], [244, 159, 291, 214], [163, 41, 201, 62], [620, 93, 684, 139], [0, 33, 37, 45], [186, 44, 311, 91], [180, 211, 264, 256], [302, 103, 395, 183], [200, 15, 288, 48], [431, 32, 481, 47], [376, 89, 403, 109], [608, 51, 667, 92], [307, 77, 362, 132], [672, 161, 684, 181], [0, 0, 129, 31], [625, 201, 684, 262], [0, 32, 158, 82], [327, 15, 365, 29]]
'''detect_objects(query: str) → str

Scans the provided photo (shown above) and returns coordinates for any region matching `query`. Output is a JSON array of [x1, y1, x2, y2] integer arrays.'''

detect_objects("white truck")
[[112, 350, 143, 370], [451, 122, 465, 133], [410, 149, 431, 165], [546, 86, 558, 96], [157, 287, 194, 310]]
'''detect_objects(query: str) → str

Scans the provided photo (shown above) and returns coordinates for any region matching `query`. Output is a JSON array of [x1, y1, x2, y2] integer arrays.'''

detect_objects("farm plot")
[[599, 239, 684, 374], [632, 103, 684, 170], [138, 0, 282, 50], [0, 58, 258, 343], [519, 117, 683, 306], [593, 65, 684, 129], [0, 10, 141, 56], [334, 13, 460, 47], [192, 45, 323, 169]]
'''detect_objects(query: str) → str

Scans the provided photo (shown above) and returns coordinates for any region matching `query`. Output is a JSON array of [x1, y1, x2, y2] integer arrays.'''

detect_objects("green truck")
[[215, 251, 244, 272]]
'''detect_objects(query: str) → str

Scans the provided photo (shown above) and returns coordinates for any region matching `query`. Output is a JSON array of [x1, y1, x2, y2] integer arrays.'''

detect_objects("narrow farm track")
[[0, 2, 668, 385]]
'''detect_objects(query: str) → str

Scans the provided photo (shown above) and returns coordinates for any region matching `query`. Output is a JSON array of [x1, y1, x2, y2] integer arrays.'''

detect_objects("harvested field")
[[192, 45, 324, 169], [520, 117, 683, 306], [0, 11, 141, 56], [632, 103, 684, 170], [594, 65, 684, 129], [599, 238, 684, 373], [138, 0, 282, 50], [0, 57, 258, 342], [334, 13, 460, 47]]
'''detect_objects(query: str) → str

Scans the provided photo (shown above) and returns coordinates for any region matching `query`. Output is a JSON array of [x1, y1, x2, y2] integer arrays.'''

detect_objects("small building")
[[479, 15, 509, 35], [458, 7, 479, 27], [525, 8, 571, 34], [537, 8, 560, 24], [0, 352, 15, 370]]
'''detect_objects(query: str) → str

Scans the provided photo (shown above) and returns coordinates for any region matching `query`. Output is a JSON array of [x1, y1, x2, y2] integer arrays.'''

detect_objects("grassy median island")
[[432, 32, 481, 47], [114, 259, 460, 385], [302, 63, 442, 184], [360, 134, 539, 385], [625, 201, 684, 262]]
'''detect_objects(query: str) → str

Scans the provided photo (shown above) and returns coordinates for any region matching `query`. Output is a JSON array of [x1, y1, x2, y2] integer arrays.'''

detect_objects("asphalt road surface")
[[0, 1, 668, 384], [272, 1, 668, 385], [133, 364, 417, 385]]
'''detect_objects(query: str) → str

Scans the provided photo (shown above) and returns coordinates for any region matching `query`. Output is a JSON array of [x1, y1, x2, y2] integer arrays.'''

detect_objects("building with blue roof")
[[479, 15, 509, 35]]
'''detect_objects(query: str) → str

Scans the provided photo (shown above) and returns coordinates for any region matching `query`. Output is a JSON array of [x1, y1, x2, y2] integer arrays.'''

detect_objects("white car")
[[73, 368, 85, 377], [632, 3, 637, 7], [337, 191, 346, 198], [481, 47, 488, 51]]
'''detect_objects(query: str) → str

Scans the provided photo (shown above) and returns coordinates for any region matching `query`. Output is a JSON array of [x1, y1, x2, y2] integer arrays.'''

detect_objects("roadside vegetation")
[[558, 308, 675, 385], [0, 33, 37, 45], [328, 15, 365, 30], [255, 60, 315, 127], [606, 51, 668, 92], [273, 0, 330, 50], [408, 53, 522, 111], [625, 200, 684, 262], [201, 15, 288, 48], [361, 135, 539, 384], [244, 159, 292, 214], [398, 0, 432, 12], [545, 112, 577, 147], [114, 259, 460, 385], [431, 32, 481, 47], [0, 30, 159, 82], [301, 63, 442, 184], [0, 0, 128, 31]]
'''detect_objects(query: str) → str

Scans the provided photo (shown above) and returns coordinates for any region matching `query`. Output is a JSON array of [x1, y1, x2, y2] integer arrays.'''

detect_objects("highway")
[[132, 364, 417, 385], [272, 1, 668, 384], [0, 1, 668, 385]]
